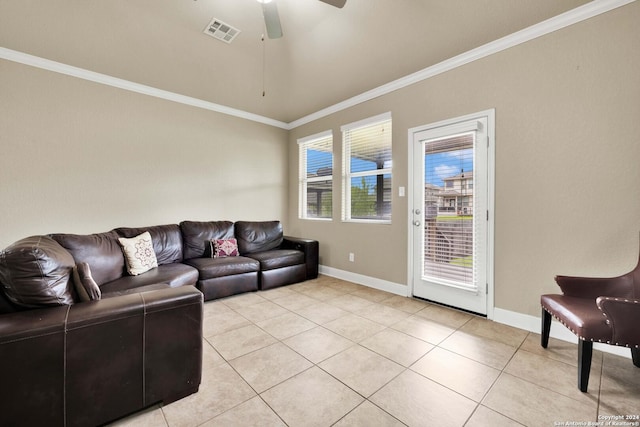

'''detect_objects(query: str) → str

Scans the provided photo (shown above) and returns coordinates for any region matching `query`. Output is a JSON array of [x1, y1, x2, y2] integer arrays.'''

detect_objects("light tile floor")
[[111, 275, 640, 427]]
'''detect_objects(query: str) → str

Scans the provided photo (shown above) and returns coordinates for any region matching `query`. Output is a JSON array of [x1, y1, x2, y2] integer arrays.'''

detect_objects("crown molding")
[[288, 0, 636, 129], [0, 47, 290, 130], [1, 0, 635, 131]]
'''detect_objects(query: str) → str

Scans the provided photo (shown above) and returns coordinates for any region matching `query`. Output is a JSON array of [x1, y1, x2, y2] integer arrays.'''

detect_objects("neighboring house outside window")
[[425, 170, 474, 217], [298, 130, 333, 220], [341, 112, 392, 223]]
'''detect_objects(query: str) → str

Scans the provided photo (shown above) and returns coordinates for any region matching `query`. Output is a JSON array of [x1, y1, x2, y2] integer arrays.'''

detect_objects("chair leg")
[[541, 308, 551, 348], [578, 339, 593, 392], [632, 348, 640, 368]]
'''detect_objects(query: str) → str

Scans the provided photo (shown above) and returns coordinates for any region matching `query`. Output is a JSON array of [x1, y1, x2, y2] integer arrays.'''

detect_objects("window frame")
[[341, 112, 392, 224], [298, 130, 334, 221]]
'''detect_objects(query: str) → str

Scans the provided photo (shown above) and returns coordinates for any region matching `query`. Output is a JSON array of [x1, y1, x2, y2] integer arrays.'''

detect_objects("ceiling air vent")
[[203, 18, 241, 43]]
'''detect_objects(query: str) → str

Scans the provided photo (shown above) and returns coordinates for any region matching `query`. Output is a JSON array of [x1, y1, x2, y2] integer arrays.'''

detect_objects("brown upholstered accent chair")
[[540, 245, 640, 392]]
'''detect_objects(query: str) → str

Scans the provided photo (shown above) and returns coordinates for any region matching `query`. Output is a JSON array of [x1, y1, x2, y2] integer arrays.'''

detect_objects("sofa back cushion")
[[51, 231, 124, 286], [0, 290, 20, 313], [0, 235, 76, 308], [234, 221, 283, 254], [115, 224, 183, 265], [180, 221, 234, 259]]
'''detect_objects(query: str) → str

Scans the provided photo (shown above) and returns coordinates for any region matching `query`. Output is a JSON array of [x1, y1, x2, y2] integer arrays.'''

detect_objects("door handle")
[[413, 220, 421, 227]]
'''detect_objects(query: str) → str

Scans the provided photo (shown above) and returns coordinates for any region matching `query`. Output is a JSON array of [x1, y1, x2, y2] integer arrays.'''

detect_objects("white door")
[[409, 111, 494, 315]]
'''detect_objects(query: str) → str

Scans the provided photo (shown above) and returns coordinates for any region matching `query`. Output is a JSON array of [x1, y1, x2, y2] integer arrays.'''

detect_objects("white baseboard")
[[318, 266, 631, 359], [319, 265, 409, 297]]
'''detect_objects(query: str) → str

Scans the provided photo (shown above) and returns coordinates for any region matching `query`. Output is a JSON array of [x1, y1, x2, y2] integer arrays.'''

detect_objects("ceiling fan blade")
[[262, 2, 283, 39], [319, 0, 346, 8]]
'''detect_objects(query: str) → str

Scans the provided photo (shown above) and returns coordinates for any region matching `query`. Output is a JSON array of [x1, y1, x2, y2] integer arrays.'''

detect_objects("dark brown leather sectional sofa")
[[178, 220, 318, 299], [0, 220, 318, 426]]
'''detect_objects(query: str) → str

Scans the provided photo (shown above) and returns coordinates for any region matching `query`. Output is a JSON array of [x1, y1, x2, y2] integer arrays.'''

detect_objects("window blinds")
[[341, 113, 392, 221], [299, 131, 333, 219], [423, 132, 476, 288]]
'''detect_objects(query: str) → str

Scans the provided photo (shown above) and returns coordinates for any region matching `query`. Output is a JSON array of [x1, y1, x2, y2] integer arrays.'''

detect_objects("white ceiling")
[[0, 0, 591, 123]]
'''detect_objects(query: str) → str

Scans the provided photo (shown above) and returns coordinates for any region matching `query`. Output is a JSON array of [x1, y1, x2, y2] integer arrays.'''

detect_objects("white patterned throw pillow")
[[117, 231, 158, 276]]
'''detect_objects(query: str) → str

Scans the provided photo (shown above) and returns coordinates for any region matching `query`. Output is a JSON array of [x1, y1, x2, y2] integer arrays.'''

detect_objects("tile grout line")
[[178, 276, 630, 426], [217, 280, 494, 423], [216, 280, 417, 426]]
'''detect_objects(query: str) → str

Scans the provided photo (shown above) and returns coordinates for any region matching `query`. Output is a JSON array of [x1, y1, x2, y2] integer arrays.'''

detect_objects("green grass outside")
[[435, 215, 473, 221], [450, 256, 473, 267]]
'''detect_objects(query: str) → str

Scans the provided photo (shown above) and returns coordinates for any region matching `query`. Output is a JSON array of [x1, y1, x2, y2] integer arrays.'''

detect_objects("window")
[[424, 132, 475, 284], [298, 130, 333, 220], [341, 112, 392, 222]]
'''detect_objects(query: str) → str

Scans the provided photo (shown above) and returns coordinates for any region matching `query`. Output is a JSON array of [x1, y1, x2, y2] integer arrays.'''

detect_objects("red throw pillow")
[[210, 238, 239, 258]]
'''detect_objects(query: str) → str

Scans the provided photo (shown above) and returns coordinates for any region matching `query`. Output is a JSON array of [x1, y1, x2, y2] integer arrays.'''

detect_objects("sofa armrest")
[[0, 286, 203, 427], [141, 286, 203, 405], [65, 293, 148, 425], [0, 305, 69, 426], [283, 236, 319, 279], [596, 296, 640, 347], [65, 286, 203, 425]]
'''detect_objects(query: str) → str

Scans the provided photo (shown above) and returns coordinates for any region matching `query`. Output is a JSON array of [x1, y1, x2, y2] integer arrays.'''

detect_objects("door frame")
[[407, 109, 496, 319]]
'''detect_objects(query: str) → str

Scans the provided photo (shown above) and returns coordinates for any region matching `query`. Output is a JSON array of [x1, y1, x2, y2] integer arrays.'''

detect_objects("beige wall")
[[1, 3, 638, 319], [0, 59, 289, 249], [287, 3, 640, 316]]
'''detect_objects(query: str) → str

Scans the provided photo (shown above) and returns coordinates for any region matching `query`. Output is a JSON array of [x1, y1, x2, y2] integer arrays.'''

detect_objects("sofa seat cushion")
[[99, 263, 198, 294], [184, 256, 259, 280], [246, 249, 304, 271]]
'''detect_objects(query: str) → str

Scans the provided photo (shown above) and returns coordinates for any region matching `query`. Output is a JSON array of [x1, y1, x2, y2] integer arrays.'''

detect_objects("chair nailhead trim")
[[595, 298, 640, 348], [602, 297, 638, 303], [540, 306, 634, 348]]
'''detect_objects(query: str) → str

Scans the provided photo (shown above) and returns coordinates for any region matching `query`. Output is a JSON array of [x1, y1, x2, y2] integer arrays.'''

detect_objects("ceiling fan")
[[257, 0, 346, 39]]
